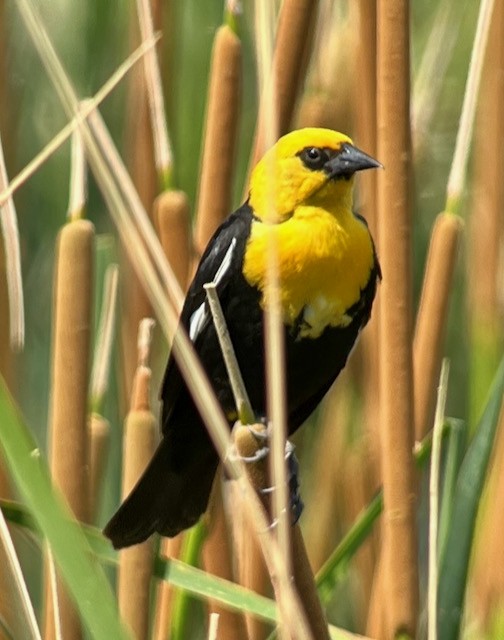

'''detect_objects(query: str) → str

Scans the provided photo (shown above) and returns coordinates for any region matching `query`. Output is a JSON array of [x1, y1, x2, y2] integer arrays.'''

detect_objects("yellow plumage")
[[243, 128, 375, 338]]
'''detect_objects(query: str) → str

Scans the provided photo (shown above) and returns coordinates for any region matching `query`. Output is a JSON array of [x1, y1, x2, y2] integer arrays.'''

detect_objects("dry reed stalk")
[[154, 190, 192, 291], [413, 214, 463, 441], [303, 380, 350, 572], [341, 445, 378, 627], [349, 2, 381, 612], [88, 414, 110, 523], [88, 264, 119, 520], [466, 3, 504, 618], [201, 477, 248, 640], [468, 410, 504, 627], [296, 3, 354, 134], [0, 133, 24, 351], [121, 1, 163, 400], [376, 1, 419, 636], [118, 320, 158, 640], [194, 23, 242, 257], [427, 360, 450, 640], [467, 0, 504, 401], [249, 0, 319, 170], [234, 424, 329, 640], [153, 535, 184, 640], [44, 219, 94, 640], [365, 553, 385, 639]]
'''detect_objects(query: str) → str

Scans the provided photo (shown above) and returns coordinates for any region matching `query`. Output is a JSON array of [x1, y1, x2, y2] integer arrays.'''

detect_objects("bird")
[[104, 128, 382, 549]]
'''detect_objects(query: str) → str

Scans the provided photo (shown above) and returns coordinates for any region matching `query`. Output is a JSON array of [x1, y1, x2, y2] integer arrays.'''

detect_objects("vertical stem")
[[194, 24, 242, 257], [414, 214, 463, 441], [376, 0, 418, 636], [45, 219, 94, 640]]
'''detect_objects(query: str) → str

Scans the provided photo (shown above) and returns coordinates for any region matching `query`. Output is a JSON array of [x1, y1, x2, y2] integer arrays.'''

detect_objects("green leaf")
[[156, 554, 277, 623], [0, 377, 131, 640], [437, 357, 504, 640]]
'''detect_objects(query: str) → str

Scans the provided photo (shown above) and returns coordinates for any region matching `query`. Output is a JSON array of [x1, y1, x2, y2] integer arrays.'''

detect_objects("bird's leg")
[[260, 439, 304, 528], [231, 422, 304, 527]]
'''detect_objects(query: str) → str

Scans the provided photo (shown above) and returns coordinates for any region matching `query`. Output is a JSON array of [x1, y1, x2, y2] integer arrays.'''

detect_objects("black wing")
[[159, 202, 254, 431]]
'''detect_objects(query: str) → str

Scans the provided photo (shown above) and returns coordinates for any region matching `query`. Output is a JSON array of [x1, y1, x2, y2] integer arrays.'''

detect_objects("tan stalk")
[[194, 22, 242, 257], [302, 382, 351, 572], [0, 35, 160, 208], [297, 2, 354, 133], [249, 0, 319, 171], [67, 129, 86, 220], [15, 5, 313, 634], [46, 546, 63, 640], [208, 612, 220, 640], [0, 132, 24, 350], [377, 0, 419, 636], [446, 0, 496, 213], [467, 0, 504, 423], [88, 264, 119, 520], [122, 0, 164, 397], [201, 478, 248, 640], [118, 318, 158, 639], [204, 283, 253, 424], [428, 359, 450, 640], [466, 3, 504, 624], [135, 0, 172, 185], [154, 190, 191, 291], [88, 414, 110, 524], [153, 535, 184, 639], [90, 265, 120, 410], [234, 424, 326, 640], [413, 214, 463, 441], [255, 5, 292, 638], [44, 219, 94, 640]]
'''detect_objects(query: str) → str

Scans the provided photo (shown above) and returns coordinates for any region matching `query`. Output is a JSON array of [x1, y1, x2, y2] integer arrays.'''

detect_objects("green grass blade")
[[0, 377, 131, 640], [438, 418, 466, 562], [438, 357, 504, 640]]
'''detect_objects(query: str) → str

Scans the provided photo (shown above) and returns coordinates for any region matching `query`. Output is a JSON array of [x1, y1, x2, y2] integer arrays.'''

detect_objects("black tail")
[[103, 436, 219, 549]]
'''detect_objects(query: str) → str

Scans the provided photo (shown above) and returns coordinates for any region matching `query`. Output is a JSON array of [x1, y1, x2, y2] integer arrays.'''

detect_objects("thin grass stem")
[[0, 133, 24, 351], [428, 359, 450, 640]]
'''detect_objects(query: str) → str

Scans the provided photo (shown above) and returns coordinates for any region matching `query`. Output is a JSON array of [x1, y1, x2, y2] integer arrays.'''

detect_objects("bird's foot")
[[260, 440, 304, 528]]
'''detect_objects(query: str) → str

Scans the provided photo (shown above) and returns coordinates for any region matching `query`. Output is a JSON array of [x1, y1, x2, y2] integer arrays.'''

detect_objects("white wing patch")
[[188, 238, 237, 342]]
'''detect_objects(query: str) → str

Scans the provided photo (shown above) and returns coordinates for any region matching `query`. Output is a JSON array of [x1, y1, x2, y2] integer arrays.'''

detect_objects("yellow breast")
[[242, 205, 374, 338]]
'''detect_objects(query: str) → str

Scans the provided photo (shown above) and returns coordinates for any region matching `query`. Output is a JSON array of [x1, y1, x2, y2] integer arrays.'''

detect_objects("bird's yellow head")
[[249, 128, 380, 222]]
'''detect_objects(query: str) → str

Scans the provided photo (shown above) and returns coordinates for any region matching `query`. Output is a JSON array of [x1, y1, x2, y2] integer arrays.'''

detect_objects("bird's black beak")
[[324, 143, 382, 180]]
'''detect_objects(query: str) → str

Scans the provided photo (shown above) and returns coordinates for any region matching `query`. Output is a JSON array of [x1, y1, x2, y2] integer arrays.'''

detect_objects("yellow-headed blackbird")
[[104, 128, 381, 548]]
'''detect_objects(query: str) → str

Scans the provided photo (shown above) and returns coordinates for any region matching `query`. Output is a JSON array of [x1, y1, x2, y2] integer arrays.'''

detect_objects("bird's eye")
[[300, 147, 329, 170]]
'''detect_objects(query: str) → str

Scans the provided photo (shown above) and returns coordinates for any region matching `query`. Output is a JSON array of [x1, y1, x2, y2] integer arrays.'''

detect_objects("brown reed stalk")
[[466, 1, 504, 624], [413, 214, 463, 441], [88, 414, 110, 523], [249, 0, 319, 170], [234, 424, 329, 640], [194, 22, 242, 257], [154, 190, 192, 291], [44, 219, 94, 640], [296, 2, 354, 133], [302, 381, 350, 572], [201, 478, 248, 640], [468, 411, 504, 628], [376, 1, 419, 636], [121, 1, 163, 399], [88, 263, 118, 521], [467, 0, 504, 419], [153, 535, 184, 639], [118, 319, 157, 640]]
